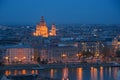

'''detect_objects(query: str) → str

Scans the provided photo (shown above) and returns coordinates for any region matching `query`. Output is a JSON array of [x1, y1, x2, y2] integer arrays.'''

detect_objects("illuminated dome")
[[34, 16, 48, 37]]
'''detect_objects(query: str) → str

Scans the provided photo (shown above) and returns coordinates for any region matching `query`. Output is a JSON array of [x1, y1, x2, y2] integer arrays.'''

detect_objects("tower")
[[95, 42, 100, 57], [34, 16, 48, 37], [112, 37, 119, 56], [49, 24, 56, 36]]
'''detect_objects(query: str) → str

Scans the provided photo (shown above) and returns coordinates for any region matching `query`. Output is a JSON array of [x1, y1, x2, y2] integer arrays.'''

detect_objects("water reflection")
[[113, 67, 118, 80], [14, 70, 17, 75], [3, 67, 120, 80], [91, 67, 98, 80], [76, 68, 82, 80], [31, 70, 35, 74], [49, 69, 58, 79], [19, 70, 22, 75], [22, 69, 26, 75], [4, 69, 38, 76], [100, 66, 103, 80], [35, 70, 38, 74], [5, 70, 11, 76], [50, 69, 54, 78], [62, 67, 69, 80], [109, 67, 112, 79]]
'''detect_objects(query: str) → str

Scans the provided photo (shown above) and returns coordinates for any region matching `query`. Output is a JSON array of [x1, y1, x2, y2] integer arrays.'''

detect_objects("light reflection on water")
[[48, 67, 120, 80], [50, 69, 54, 78], [76, 68, 82, 80], [100, 66, 103, 80], [62, 67, 69, 80], [3, 67, 120, 80], [4, 69, 38, 76]]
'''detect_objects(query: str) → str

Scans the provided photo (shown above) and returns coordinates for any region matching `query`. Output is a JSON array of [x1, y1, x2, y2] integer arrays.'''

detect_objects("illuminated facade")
[[3, 45, 35, 64], [34, 16, 56, 37], [34, 16, 48, 37], [112, 37, 120, 56], [34, 47, 79, 63], [49, 24, 56, 36]]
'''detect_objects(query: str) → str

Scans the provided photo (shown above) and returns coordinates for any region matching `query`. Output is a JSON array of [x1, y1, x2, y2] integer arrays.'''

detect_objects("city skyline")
[[0, 0, 120, 25], [1, 0, 120, 80]]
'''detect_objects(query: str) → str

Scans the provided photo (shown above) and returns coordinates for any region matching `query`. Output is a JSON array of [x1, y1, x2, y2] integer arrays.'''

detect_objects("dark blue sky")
[[0, 0, 120, 25]]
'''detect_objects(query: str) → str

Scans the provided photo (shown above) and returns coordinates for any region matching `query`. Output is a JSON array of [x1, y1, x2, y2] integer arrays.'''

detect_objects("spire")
[[40, 16, 46, 26], [52, 23, 56, 29], [40, 16, 45, 23], [49, 23, 56, 36]]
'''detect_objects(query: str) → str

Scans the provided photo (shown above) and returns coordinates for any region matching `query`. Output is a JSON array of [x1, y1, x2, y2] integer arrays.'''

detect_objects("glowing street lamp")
[[14, 57, 18, 60], [32, 56, 34, 59], [61, 54, 67, 63], [5, 56, 9, 64], [5, 56, 9, 60], [23, 56, 26, 59], [31, 56, 34, 62], [61, 54, 67, 58], [19, 59, 21, 62], [61, 53, 68, 63], [76, 53, 82, 60]]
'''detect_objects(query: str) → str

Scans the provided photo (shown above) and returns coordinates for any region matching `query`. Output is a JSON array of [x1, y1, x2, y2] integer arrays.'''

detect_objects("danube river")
[[2, 66, 120, 80]]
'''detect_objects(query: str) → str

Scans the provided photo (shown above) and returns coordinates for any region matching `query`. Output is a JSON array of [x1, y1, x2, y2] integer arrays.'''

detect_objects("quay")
[[0, 62, 120, 70], [0, 64, 44, 70], [40, 62, 120, 69]]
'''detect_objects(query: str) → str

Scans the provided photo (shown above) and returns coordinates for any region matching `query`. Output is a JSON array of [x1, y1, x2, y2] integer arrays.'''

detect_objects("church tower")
[[34, 16, 48, 37], [49, 24, 56, 36]]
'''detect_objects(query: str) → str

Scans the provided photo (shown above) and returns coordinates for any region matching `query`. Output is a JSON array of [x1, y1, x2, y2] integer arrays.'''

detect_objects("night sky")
[[0, 0, 120, 25]]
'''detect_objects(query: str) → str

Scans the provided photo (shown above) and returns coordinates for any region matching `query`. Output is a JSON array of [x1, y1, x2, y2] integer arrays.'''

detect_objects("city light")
[[61, 54, 67, 58], [14, 57, 18, 60], [32, 56, 34, 59], [23, 57, 26, 59], [0, 0, 120, 80], [5, 56, 9, 60]]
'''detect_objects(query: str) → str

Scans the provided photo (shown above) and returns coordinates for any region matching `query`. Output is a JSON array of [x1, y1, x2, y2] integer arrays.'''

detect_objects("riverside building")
[[1, 44, 35, 64]]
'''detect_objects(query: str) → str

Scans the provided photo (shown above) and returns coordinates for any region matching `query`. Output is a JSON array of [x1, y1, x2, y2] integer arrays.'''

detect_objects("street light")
[[5, 56, 9, 64], [62, 54, 67, 57], [76, 53, 82, 60], [31, 56, 34, 63], [14, 57, 18, 60], [32, 56, 34, 59], [23, 56, 26, 59], [5, 56, 9, 60], [61, 54, 67, 63]]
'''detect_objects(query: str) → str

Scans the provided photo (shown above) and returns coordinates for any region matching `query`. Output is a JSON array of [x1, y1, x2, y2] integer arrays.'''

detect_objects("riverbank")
[[0, 64, 44, 70], [0, 62, 120, 70], [40, 62, 120, 69]]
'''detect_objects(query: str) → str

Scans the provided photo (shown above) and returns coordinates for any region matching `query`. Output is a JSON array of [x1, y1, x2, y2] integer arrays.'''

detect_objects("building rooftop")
[[0, 44, 32, 49]]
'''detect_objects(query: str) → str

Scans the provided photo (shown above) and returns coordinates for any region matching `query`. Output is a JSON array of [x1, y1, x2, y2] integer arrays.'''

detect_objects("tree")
[[116, 50, 120, 57], [82, 50, 93, 57], [37, 57, 41, 63]]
